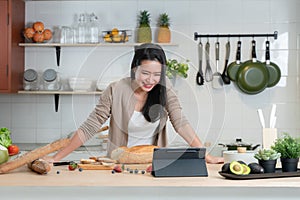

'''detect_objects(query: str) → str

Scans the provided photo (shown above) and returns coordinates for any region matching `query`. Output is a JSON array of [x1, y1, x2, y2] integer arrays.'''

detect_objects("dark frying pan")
[[236, 40, 269, 95], [227, 40, 242, 81], [264, 40, 281, 87]]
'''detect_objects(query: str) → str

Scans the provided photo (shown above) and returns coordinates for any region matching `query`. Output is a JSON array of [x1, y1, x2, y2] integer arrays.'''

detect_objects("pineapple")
[[137, 10, 152, 43], [157, 13, 171, 43]]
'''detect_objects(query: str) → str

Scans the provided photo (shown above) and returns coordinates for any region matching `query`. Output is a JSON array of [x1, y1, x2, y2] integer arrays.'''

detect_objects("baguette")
[[0, 125, 109, 174], [0, 138, 70, 174]]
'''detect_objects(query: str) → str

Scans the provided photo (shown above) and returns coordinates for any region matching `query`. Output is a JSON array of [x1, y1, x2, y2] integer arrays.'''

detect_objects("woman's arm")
[[53, 129, 85, 161], [43, 129, 85, 162], [177, 124, 224, 164]]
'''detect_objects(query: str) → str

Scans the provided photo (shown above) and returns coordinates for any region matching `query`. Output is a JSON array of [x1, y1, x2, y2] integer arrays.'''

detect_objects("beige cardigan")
[[80, 77, 189, 156]]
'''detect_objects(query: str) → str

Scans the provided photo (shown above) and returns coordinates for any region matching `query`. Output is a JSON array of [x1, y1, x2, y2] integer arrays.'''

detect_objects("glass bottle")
[[90, 13, 99, 43], [85, 13, 91, 43], [78, 13, 86, 43]]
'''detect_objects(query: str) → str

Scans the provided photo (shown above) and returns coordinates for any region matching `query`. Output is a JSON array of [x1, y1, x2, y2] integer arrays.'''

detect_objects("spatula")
[[212, 41, 223, 89]]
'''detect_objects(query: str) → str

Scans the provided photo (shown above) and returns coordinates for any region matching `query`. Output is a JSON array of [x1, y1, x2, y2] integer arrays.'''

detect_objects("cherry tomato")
[[7, 144, 19, 156]]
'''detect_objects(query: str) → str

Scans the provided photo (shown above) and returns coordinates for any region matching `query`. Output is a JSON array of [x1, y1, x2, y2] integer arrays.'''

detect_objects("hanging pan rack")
[[194, 31, 278, 41]]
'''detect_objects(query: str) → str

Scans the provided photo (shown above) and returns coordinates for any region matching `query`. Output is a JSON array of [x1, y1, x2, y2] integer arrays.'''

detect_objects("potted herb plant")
[[254, 149, 281, 173], [166, 59, 189, 86], [271, 133, 300, 172]]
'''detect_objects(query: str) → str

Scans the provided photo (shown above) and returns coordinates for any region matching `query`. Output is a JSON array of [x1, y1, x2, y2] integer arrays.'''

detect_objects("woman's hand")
[[205, 154, 224, 164]]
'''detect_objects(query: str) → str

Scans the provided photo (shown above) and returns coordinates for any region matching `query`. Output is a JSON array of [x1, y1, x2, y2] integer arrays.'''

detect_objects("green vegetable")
[[166, 59, 189, 79], [271, 132, 300, 159], [0, 127, 12, 148], [0, 144, 9, 164]]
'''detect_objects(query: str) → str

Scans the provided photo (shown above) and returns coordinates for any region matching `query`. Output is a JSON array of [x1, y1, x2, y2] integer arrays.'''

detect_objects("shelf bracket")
[[54, 93, 60, 112], [55, 46, 61, 66]]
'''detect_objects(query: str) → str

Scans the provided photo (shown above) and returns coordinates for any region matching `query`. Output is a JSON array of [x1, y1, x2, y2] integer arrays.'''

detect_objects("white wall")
[[0, 0, 300, 152]]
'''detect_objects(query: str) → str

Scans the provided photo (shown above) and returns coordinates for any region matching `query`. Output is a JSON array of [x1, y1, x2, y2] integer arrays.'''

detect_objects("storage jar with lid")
[[42, 69, 60, 90], [23, 69, 39, 91]]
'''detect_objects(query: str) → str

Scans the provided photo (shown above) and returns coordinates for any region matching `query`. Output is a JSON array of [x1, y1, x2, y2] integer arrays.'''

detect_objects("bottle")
[[77, 13, 86, 43], [85, 13, 91, 43], [90, 13, 99, 43]]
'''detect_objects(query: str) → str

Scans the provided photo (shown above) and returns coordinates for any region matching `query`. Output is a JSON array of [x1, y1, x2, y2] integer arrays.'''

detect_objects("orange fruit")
[[43, 29, 52, 40], [111, 28, 119, 36]]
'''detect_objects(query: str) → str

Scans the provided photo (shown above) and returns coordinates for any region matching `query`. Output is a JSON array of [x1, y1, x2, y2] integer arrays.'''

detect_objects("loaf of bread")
[[27, 159, 51, 174], [111, 145, 158, 164]]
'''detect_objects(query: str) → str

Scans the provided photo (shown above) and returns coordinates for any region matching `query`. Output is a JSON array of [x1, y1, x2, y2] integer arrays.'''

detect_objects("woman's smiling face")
[[134, 60, 162, 92]]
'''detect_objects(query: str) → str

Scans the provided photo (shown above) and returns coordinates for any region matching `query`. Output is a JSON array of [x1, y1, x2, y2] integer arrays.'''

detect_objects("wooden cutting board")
[[77, 163, 151, 170], [78, 164, 114, 170], [122, 163, 151, 170]]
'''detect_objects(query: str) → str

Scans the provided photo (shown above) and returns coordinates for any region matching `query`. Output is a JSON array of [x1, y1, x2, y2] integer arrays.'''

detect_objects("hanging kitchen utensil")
[[236, 40, 269, 94], [196, 40, 204, 85], [221, 40, 231, 84], [204, 41, 213, 82], [227, 40, 242, 81], [212, 41, 223, 88], [264, 40, 281, 87]]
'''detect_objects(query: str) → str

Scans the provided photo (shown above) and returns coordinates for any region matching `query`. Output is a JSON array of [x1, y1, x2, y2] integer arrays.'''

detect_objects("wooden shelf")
[[19, 42, 178, 66], [18, 90, 103, 95], [19, 42, 178, 47], [18, 90, 102, 112]]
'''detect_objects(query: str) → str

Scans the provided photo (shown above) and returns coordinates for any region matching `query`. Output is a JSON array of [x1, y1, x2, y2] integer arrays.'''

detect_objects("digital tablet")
[[151, 147, 208, 177]]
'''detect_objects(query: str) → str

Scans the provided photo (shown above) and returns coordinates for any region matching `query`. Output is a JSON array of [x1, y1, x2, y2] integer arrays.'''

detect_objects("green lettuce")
[[0, 127, 12, 148]]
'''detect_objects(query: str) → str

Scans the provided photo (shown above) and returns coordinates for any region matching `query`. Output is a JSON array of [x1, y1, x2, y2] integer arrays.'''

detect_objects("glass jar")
[[60, 26, 74, 44], [23, 69, 39, 91], [42, 69, 61, 90]]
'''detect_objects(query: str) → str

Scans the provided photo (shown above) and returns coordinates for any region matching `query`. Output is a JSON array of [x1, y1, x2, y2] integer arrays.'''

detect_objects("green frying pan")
[[264, 40, 281, 87], [227, 40, 242, 81], [236, 40, 269, 95]]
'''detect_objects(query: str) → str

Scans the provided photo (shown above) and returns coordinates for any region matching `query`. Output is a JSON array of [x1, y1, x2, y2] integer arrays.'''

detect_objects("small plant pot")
[[280, 157, 299, 172], [258, 159, 277, 173]]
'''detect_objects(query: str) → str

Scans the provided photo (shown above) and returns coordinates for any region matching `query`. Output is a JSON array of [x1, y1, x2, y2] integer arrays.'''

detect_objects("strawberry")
[[146, 165, 152, 173], [113, 165, 122, 173], [68, 161, 78, 171]]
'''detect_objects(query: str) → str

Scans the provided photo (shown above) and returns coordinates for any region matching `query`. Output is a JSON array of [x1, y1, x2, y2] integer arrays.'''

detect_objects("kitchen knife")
[[53, 161, 71, 166]]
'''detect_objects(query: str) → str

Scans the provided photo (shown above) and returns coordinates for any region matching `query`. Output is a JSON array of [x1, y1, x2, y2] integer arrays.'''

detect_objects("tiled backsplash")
[[1, 0, 300, 151]]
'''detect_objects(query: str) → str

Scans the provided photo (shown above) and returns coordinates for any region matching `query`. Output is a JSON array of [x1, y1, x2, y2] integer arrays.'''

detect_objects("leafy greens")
[[0, 127, 12, 148]]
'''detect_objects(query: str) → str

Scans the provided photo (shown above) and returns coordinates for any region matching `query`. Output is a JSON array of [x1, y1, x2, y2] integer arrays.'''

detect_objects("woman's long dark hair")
[[131, 43, 167, 122]]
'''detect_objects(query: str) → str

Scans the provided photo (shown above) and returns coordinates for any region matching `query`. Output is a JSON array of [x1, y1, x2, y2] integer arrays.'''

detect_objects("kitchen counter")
[[0, 163, 300, 199]]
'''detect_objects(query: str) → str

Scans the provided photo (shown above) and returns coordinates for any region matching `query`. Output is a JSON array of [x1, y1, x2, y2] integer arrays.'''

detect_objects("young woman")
[[48, 43, 224, 164]]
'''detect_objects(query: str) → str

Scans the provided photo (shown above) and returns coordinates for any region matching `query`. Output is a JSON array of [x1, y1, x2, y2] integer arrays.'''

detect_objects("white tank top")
[[127, 111, 159, 147]]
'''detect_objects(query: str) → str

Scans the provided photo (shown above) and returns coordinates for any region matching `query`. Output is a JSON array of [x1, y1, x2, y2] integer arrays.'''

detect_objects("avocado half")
[[229, 161, 251, 175], [230, 161, 244, 175], [241, 164, 251, 175]]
